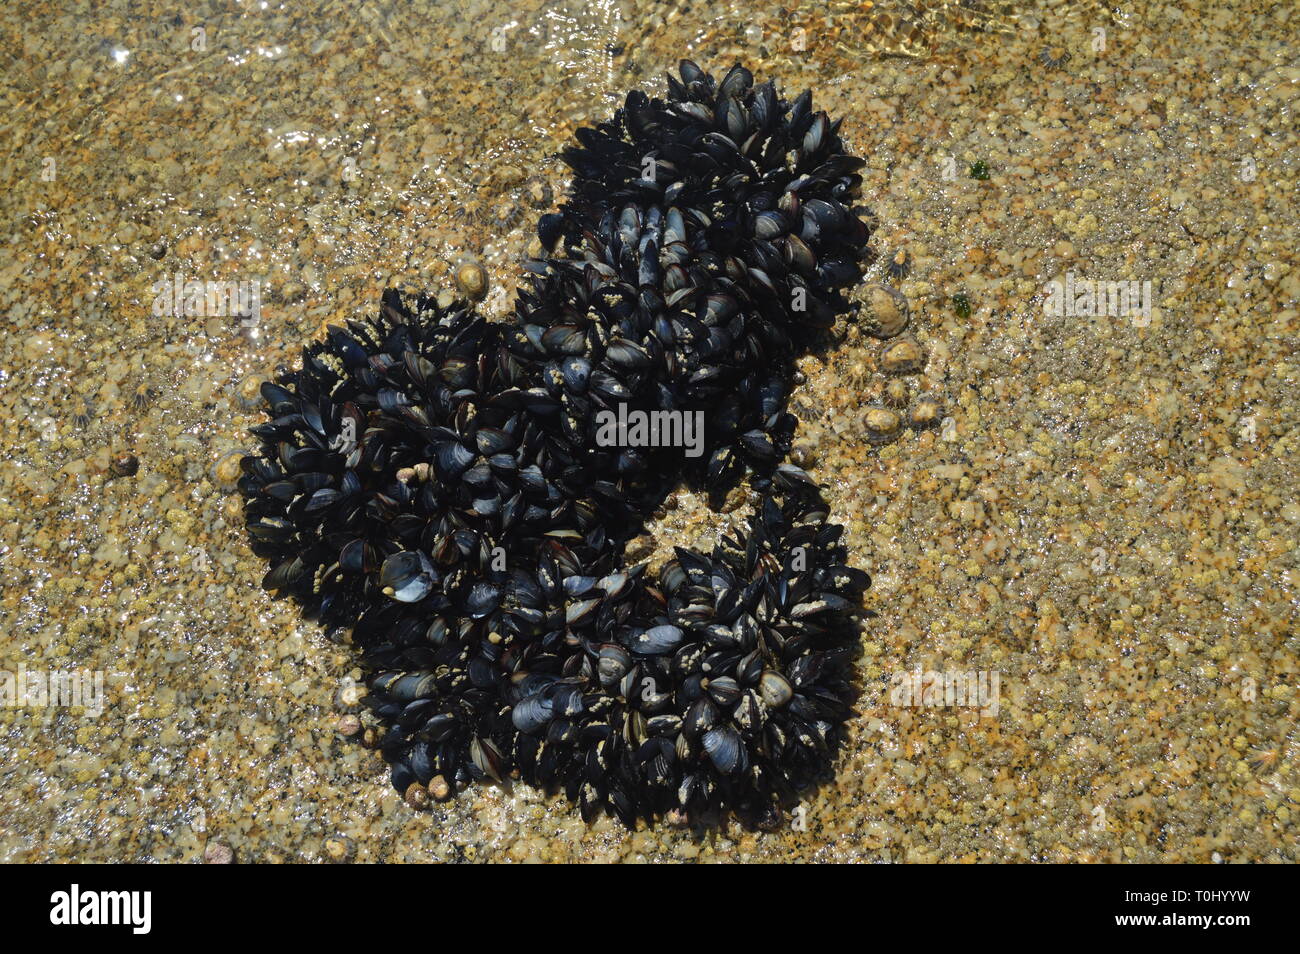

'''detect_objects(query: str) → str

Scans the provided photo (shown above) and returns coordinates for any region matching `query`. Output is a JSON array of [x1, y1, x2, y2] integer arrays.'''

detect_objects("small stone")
[[791, 441, 817, 468], [203, 842, 234, 864], [108, 454, 139, 479], [428, 775, 451, 801], [336, 714, 361, 736]]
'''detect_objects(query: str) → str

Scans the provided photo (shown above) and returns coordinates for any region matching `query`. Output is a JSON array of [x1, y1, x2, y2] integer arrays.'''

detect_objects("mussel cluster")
[[240, 61, 873, 826]]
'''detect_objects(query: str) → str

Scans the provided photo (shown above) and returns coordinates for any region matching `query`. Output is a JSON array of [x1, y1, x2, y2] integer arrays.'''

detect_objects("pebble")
[[108, 454, 139, 478], [429, 776, 451, 801], [203, 842, 234, 864]]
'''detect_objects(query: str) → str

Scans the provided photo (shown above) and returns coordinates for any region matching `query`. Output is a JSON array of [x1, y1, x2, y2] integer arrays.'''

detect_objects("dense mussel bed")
[[239, 61, 873, 826]]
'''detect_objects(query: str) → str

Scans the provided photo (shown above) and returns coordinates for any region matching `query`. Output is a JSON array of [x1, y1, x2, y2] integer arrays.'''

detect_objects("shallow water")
[[0, 0, 1295, 861]]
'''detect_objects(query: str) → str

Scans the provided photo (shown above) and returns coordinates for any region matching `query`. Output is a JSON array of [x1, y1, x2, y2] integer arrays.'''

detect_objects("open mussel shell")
[[380, 551, 436, 603]]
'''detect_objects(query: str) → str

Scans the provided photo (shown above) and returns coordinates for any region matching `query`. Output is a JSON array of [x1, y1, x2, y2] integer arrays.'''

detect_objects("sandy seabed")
[[0, 0, 1295, 862]]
